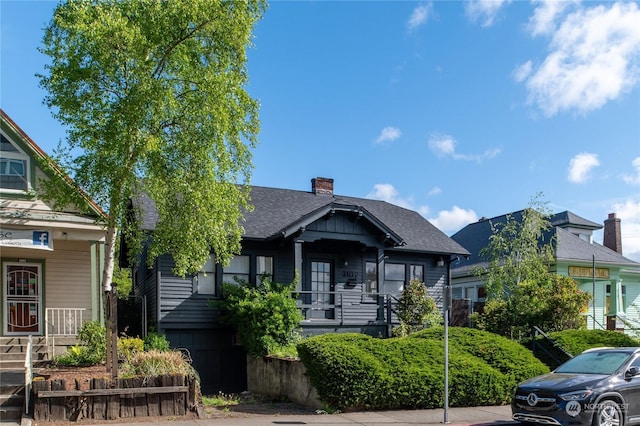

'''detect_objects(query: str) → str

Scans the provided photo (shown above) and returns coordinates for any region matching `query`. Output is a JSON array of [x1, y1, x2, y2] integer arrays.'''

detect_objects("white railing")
[[45, 308, 86, 358], [25, 334, 33, 415]]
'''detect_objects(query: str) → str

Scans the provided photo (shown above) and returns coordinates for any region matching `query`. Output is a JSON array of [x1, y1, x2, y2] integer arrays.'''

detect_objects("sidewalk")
[[19, 405, 514, 426]]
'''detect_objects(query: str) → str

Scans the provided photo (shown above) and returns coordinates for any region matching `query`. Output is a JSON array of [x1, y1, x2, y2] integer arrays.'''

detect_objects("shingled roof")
[[450, 209, 638, 276], [133, 184, 469, 256]]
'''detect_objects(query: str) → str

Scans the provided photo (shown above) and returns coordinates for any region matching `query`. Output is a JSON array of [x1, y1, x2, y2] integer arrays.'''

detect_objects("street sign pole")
[[443, 258, 451, 424]]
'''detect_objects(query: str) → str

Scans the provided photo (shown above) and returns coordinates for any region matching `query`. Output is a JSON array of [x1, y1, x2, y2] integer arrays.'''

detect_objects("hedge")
[[544, 329, 639, 356], [297, 327, 548, 411]]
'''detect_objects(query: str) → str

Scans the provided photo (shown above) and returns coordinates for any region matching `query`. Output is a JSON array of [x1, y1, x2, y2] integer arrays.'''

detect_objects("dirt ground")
[[33, 365, 317, 425]]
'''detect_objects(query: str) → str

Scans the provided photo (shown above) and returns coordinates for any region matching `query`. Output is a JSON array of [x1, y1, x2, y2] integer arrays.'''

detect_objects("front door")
[[3, 262, 42, 335], [310, 260, 334, 319]]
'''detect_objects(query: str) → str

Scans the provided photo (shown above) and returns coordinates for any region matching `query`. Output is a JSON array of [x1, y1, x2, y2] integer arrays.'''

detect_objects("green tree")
[[38, 0, 266, 374], [392, 279, 442, 337], [478, 193, 555, 300], [475, 275, 590, 337]]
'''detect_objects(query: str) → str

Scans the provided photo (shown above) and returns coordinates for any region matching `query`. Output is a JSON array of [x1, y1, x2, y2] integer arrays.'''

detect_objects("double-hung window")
[[1, 134, 29, 192], [256, 256, 273, 285], [223, 255, 250, 285], [365, 261, 378, 297], [384, 263, 405, 295], [196, 255, 216, 295]]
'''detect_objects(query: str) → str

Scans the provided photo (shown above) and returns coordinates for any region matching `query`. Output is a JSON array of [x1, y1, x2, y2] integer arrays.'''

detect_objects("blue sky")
[[2, 0, 640, 261]]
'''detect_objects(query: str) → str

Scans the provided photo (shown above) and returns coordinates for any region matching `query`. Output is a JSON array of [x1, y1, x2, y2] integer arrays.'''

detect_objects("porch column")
[[294, 240, 303, 293], [377, 248, 385, 322]]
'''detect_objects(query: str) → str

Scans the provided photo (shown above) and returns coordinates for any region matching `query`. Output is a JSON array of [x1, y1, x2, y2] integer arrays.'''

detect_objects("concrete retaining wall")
[[246, 356, 322, 409]]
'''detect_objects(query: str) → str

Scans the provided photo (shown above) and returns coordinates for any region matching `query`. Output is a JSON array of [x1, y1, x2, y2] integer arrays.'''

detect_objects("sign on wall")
[[0, 228, 53, 250], [568, 266, 609, 279]]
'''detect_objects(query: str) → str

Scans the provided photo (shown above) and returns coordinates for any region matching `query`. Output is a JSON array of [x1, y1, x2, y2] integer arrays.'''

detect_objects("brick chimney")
[[311, 177, 334, 195], [603, 213, 622, 254]]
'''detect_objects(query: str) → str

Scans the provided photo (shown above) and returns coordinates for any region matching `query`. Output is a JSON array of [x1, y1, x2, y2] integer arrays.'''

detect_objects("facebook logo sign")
[[32, 231, 49, 247]]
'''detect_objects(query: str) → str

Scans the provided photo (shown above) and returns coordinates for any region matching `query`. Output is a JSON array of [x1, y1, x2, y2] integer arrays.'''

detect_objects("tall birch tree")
[[37, 0, 266, 370]]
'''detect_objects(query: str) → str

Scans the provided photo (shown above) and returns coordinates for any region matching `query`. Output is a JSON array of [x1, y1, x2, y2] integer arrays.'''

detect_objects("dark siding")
[[157, 255, 218, 328]]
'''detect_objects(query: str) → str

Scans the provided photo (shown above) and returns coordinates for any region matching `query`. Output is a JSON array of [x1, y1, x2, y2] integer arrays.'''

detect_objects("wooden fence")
[[31, 374, 199, 421]]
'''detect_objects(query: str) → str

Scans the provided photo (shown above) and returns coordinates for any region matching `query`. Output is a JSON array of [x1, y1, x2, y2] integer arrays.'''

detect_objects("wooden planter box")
[[31, 374, 199, 421]]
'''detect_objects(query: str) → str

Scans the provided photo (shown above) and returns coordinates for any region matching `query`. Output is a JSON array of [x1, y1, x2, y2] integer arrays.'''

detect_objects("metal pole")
[[443, 258, 451, 424], [592, 254, 595, 329]]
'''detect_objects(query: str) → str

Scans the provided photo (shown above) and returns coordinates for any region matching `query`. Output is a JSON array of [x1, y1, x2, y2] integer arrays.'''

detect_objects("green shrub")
[[143, 332, 171, 352], [545, 329, 639, 356], [216, 277, 303, 357], [54, 344, 96, 367], [392, 279, 442, 337], [78, 320, 106, 363], [118, 336, 144, 361], [296, 328, 546, 411], [55, 320, 107, 366]]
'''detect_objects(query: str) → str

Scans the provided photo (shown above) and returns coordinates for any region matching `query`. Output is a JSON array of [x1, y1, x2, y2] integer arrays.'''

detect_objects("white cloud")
[[623, 157, 640, 185], [527, 0, 577, 37], [568, 152, 600, 183], [611, 199, 640, 262], [428, 206, 479, 233], [428, 134, 501, 163], [465, 0, 511, 28], [407, 3, 433, 31], [428, 186, 442, 196], [366, 183, 413, 209], [513, 60, 533, 83], [375, 126, 402, 144], [520, 2, 640, 117]]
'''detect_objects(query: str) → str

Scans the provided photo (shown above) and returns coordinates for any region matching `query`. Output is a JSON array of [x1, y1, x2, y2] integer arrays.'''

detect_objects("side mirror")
[[625, 366, 640, 379]]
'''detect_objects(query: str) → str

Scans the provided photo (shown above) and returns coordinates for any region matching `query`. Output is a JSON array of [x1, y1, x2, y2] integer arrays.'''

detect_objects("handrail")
[[531, 326, 573, 368], [581, 313, 606, 330], [25, 334, 33, 415]]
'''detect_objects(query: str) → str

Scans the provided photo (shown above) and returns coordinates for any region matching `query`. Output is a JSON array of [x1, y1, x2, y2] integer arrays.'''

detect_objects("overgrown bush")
[[143, 331, 171, 352], [297, 327, 548, 411], [216, 277, 303, 357]]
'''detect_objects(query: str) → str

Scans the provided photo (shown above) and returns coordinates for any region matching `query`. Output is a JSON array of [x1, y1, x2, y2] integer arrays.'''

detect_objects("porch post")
[[294, 240, 303, 292]]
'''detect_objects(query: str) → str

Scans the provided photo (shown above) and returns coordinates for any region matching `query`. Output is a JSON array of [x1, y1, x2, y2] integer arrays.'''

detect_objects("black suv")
[[512, 347, 640, 426]]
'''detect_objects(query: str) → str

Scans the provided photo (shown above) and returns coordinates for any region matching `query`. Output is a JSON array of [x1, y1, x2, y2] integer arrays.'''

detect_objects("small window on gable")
[[0, 134, 30, 192], [196, 255, 216, 295], [223, 255, 250, 285]]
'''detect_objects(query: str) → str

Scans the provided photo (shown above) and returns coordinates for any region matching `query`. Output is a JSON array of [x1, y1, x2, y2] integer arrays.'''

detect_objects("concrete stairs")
[[0, 336, 50, 423]]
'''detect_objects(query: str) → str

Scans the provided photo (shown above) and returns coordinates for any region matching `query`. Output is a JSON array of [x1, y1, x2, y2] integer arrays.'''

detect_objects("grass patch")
[[202, 392, 240, 407]]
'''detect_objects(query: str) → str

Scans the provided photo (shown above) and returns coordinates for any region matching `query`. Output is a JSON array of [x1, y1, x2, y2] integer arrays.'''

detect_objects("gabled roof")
[[134, 184, 470, 256], [0, 109, 106, 220], [450, 209, 638, 275]]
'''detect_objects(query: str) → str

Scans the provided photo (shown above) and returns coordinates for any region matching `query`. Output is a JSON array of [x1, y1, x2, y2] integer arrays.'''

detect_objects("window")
[[256, 256, 273, 285], [410, 264, 424, 282], [606, 284, 627, 314], [223, 255, 250, 285], [384, 263, 405, 295], [365, 261, 377, 295], [196, 255, 216, 295], [0, 134, 29, 191]]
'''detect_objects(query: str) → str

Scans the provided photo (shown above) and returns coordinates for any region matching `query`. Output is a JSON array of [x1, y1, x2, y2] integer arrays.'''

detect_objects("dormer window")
[[0, 133, 30, 192]]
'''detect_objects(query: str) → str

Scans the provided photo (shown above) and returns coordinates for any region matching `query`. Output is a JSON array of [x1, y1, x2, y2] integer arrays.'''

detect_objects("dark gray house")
[[125, 177, 469, 393]]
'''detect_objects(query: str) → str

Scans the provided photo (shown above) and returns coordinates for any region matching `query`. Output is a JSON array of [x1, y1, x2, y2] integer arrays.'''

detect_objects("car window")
[[631, 356, 640, 368], [555, 351, 631, 375]]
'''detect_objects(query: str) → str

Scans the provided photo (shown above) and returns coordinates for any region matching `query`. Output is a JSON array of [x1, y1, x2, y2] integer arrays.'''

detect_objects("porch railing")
[[293, 290, 398, 327], [45, 308, 86, 359]]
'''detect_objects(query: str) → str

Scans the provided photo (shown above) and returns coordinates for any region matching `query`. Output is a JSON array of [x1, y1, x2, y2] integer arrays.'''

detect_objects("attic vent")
[[311, 177, 334, 195]]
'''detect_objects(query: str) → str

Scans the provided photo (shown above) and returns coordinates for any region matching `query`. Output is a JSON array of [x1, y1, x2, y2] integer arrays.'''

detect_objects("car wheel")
[[593, 400, 623, 426]]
